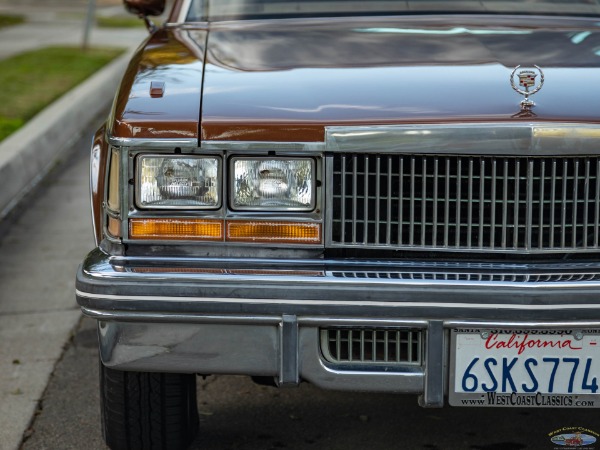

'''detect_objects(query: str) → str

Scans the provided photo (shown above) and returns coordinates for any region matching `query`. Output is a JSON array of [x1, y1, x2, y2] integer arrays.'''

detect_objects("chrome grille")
[[320, 328, 423, 366], [330, 154, 600, 252], [330, 271, 600, 283]]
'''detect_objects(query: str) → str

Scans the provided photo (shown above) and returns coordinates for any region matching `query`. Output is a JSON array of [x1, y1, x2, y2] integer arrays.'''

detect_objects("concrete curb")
[[0, 49, 133, 220]]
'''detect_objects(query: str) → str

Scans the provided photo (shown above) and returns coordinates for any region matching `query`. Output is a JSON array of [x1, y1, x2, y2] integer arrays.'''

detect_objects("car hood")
[[110, 16, 600, 142]]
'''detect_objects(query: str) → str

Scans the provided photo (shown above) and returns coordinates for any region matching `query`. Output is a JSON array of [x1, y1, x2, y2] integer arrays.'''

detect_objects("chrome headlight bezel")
[[135, 154, 222, 210], [229, 157, 316, 211]]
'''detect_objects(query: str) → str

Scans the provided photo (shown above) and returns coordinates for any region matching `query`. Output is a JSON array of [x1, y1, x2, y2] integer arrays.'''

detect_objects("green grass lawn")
[[96, 15, 145, 28], [0, 46, 122, 142], [0, 14, 24, 28]]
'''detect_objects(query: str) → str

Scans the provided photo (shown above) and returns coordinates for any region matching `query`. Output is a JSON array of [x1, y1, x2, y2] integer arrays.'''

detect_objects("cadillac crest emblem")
[[510, 65, 544, 111]]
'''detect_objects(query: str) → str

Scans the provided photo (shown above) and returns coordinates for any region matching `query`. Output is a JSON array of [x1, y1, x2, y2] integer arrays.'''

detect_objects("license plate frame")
[[449, 328, 600, 408]]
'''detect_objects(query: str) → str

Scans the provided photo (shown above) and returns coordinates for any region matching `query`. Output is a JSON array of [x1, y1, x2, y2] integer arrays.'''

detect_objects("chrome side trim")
[[326, 123, 600, 156], [102, 253, 600, 270], [82, 307, 281, 324], [77, 290, 600, 311], [82, 307, 600, 330], [300, 318, 429, 327], [200, 140, 326, 153], [107, 136, 198, 148]]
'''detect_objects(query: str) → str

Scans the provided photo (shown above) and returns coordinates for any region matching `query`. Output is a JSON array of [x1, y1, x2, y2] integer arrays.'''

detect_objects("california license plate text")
[[459, 356, 598, 394]]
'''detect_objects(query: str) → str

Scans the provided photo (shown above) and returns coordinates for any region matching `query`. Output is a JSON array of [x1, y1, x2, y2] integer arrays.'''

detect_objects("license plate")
[[449, 328, 600, 407]]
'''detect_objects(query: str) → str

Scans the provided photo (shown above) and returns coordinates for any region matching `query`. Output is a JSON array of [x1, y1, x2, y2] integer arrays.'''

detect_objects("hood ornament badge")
[[510, 65, 544, 111]]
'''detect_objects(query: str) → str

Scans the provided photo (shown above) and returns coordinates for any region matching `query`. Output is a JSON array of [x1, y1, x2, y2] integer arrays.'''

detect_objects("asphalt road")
[[9, 127, 600, 449]]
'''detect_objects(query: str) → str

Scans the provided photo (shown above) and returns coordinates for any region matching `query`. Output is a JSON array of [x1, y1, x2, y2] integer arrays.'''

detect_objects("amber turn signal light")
[[226, 221, 321, 244], [129, 218, 224, 241]]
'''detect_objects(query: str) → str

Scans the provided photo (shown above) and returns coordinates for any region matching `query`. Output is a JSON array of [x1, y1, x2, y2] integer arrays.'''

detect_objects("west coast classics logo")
[[549, 427, 598, 448], [510, 65, 544, 111]]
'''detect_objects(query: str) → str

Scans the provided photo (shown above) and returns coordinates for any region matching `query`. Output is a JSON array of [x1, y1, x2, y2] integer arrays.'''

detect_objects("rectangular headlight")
[[136, 155, 221, 209], [231, 158, 315, 211]]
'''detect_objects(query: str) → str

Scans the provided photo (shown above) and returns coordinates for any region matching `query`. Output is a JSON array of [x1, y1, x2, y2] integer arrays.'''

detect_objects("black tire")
[[100, 359, 199, 450]]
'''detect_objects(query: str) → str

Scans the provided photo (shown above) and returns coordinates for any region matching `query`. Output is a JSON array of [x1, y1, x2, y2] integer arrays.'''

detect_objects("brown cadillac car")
[[77, 0, 600, 448]]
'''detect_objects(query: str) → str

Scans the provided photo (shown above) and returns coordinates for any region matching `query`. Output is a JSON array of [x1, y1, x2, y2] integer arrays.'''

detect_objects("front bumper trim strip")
[[76, 289, 600, 311]]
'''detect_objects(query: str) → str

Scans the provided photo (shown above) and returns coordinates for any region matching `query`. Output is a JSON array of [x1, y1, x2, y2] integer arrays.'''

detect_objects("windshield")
[[187, 0, 600, 21]]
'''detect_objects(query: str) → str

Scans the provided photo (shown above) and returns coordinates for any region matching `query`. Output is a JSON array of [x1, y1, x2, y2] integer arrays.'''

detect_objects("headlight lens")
[[231, 158, 314, 210], [137, 155, 220, 209]]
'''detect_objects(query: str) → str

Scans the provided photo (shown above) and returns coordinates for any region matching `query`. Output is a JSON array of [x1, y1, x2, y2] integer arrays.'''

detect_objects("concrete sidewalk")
[[0, 2, 155, 449]]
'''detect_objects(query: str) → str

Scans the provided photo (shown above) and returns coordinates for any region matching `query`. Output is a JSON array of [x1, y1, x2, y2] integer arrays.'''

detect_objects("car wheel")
[[100, 359, 199, 450]]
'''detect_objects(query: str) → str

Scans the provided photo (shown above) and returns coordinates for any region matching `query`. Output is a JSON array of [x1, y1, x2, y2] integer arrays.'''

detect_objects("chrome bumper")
[[76, 248, 600, 407]]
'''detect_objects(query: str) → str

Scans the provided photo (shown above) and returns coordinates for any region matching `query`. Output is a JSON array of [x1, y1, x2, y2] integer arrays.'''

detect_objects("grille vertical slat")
[[550, 160, 557, 247], [526, 160, 533, 250], [456, 160, 462, 248], [421, 158, 427, 246], [398, 158, 404, 246], [513, 159, 520, 249], [561, 159, 568, 249], [372, 330, 377, 362], [596, 159, 600, 247], [348, 329, 353, 362], [573, 160, 579, 248], [352, 155, 357, 244], [340, 155, 347, 244], [502, 160, 508, 249], [410, 157, 416, 246], [363, 156, 369, 244], [360, 330, 365, 361], [386, 159, 392, 245], [331, 154, 600, 252], [467, 159, 473, 248], [384, 331, 389, 363], [538, 160, 545, 249], [584, 160, 590, 248], [433, 158, 439, 246], [444, 158, 450, 247], [375, 156, 381, 245], [491, 159, 497, 249], [478, 159, 485, 248]]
